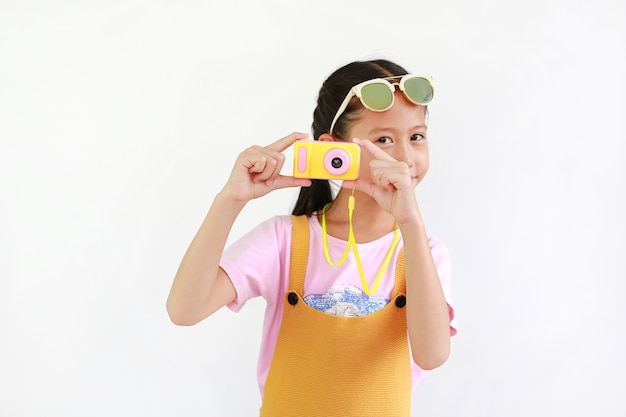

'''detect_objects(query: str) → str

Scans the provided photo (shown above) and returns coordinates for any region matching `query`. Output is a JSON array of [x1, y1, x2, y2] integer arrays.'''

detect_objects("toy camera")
[[293, 140, 360, 180]]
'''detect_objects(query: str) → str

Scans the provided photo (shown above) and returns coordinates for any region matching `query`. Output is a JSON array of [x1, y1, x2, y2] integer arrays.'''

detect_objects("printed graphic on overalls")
[[303, 285, 389, 317]]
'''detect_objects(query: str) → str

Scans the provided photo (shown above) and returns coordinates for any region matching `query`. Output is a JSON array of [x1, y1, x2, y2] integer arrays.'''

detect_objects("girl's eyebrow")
[[368, 125, 428, 135]]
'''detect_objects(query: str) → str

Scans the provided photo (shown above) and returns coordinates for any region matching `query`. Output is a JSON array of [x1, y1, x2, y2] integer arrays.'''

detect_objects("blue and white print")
[[303, 285, 389, 317]]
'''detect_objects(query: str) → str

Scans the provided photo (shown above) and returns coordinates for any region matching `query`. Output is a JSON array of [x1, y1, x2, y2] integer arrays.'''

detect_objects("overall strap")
[[289, 215, 310, 294]]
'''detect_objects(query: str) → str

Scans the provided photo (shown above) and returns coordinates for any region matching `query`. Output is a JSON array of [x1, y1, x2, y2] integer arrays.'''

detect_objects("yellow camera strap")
[[321, 191, 400, 295]]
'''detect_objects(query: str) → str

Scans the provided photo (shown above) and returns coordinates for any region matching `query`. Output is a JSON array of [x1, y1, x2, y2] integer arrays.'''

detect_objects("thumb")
[[268, 175, 312, 190]]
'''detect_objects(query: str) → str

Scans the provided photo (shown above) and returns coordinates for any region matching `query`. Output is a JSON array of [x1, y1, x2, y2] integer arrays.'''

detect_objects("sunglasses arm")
[[329, 89, 356, 135]]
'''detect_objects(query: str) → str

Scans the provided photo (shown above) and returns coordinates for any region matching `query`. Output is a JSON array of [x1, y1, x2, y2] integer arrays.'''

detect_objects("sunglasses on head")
[[329, 74, 435, 135]]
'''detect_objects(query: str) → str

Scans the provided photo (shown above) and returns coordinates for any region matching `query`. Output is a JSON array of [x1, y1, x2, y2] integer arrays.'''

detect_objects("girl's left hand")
[[343, 138, 420, 225]]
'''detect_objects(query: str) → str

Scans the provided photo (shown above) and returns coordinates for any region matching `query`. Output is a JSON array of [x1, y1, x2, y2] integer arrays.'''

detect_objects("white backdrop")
[[1, 1, 625, 416]]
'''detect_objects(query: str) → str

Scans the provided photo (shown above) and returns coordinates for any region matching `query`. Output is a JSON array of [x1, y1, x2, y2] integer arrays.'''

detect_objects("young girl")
[[167, 59, 457, 416]]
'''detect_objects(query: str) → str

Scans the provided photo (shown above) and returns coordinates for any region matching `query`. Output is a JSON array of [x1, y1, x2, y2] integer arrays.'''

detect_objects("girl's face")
[[346, 91, 430, 187]]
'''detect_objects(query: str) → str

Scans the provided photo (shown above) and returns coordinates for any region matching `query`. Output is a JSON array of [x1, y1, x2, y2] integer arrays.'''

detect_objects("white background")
[[1, 0, 625, 416]]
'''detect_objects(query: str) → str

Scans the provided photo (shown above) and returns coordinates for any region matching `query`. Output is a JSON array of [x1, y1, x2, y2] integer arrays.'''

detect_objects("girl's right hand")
[[221, 132, 312, 203]]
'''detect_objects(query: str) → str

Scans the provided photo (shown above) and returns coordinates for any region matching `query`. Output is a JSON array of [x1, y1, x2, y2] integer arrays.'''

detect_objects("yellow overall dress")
[[260, 215, 412, 417]]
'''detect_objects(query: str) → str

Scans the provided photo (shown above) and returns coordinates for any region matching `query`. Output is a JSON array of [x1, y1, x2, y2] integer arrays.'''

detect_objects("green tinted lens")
[[403, 77, 433, 104], [360, 82, 393, 111]]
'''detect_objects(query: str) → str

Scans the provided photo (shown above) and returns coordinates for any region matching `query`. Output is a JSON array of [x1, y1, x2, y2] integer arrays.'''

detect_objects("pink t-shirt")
[[220, 215, 457, 396]]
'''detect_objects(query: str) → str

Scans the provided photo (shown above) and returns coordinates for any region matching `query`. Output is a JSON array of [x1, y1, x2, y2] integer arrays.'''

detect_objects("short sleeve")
[[429, 236, 457, 336], [220, 216, 291, 312]]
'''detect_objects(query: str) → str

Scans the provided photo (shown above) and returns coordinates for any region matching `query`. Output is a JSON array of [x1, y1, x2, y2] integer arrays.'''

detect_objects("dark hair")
[[291, 59, 410, 216]]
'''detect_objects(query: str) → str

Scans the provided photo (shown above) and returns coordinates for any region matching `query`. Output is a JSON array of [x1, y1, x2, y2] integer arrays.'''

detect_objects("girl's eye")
[[411, 133, 425, 141], [376, 137, 392, 144]]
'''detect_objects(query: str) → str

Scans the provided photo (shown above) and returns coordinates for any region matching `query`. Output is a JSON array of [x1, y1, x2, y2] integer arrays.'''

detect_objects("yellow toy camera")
[[293, 140, 360, 180]]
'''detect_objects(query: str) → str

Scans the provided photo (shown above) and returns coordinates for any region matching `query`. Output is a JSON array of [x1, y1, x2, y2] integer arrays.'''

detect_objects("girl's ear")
[[318, 133, 336, 143]]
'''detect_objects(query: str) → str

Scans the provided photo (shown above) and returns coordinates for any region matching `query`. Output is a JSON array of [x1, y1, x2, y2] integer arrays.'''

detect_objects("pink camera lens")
[[323, 148, 350, 176]]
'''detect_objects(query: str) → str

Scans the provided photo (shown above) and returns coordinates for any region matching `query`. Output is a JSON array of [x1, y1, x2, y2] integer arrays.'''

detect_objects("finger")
[[352, 138, 396, 162], [251, 152, 284, 183], [242, 154, 271, 175], [241, 146, 284, 180], [244, 132, 308, 180], [266, 132, 310, 153], [251, 161, 279, 183], [265, 175, 312, 190], [369, 160, 411, 179], [370, 164, 411, 190]]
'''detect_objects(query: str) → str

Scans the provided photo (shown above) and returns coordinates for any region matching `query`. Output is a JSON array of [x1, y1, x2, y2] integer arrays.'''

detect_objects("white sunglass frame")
[[329, 74, 434, 135]]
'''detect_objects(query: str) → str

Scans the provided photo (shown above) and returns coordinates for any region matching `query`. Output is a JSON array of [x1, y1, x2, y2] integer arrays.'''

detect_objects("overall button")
[[287, 292, 299, 306], [395, 295, 407, 308]]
